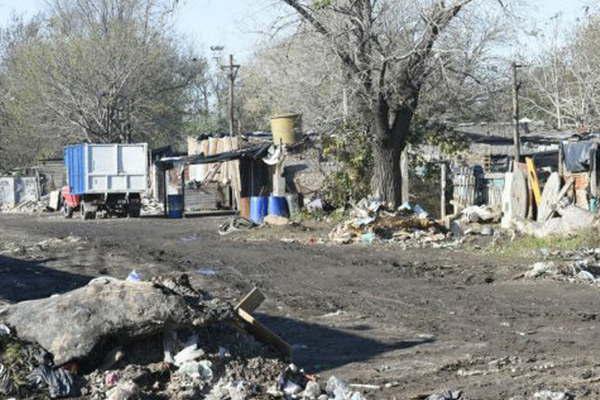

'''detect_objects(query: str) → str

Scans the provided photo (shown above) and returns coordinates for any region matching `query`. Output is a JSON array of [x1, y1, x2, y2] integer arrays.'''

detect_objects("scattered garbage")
[[106, 380, 139, 400], [197, 268, 218, 276], [329, 199, 448, 247], [305, 198, 324, 212], [264, 214, 290, 226], [325, 375, 365, 400], [27, 363, 76, 399], [141, 197, 163, 216], [0, 235, 82, 257], [125, 270, 142, 282], [0, 199, 48, 214], [426, 390, 463, 400], [0, 332, 77, 399], [461, 205, 501, 224], [525, 262, 559, 279], [450, 205, 501, 237], [523, 250, 600, 285], [532, 390, 574, 400], [218, 217, 257, 235], [181, 233, 200, 242]]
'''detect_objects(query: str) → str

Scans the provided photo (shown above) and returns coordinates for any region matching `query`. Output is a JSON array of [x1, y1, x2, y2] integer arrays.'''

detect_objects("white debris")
[[532, 390, 573, 400], [525, 262, 559, 279]]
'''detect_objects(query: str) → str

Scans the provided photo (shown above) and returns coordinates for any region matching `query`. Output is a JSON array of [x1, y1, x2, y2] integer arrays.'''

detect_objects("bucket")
[[285, 194, 300, 218], [268, 196, 289, 217], [271, 113, 302, 145], [250, 196, 268, 224], [167, 194, 184, 219], [239, 197, 251, 219]]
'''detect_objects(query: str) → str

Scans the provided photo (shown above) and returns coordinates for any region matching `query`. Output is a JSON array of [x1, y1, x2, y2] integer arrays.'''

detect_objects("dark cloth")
[[562, 141, 596, 173]]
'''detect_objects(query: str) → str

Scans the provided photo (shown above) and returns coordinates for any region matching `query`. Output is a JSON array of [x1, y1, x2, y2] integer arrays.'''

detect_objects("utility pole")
[[512, 61, 522, 167], [221, 54, 240, 136]]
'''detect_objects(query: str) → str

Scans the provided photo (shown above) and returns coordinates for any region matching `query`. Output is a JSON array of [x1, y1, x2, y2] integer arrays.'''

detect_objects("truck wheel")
[[81, 204, 96, 220], [62, 204, 73, 219]]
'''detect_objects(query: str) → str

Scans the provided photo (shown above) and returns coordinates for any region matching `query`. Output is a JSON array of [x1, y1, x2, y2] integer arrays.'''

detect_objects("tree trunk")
[[371, 136, 402, 206], [370, 101, 414, 208]]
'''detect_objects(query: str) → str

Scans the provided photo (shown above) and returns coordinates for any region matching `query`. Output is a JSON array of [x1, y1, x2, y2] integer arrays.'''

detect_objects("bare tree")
[[522, 12, 600, 131], [279, 0, 507, 206], [2, 0, 201, 148]]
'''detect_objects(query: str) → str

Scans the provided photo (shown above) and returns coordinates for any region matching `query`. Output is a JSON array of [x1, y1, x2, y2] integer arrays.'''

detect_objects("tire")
[[81, 203, 96, 220], [62, 204, 73, 219], [127, 208, 141, 218]]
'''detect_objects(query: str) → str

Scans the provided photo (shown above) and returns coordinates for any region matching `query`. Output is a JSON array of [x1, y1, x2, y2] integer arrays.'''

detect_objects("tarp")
[[562, 141, 597, 173], [157, 143, 271, 169]]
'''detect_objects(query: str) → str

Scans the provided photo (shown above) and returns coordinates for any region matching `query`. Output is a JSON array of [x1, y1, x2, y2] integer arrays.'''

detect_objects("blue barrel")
[[250, 196, 268, 224], [167, 194, 184, 218], [268, 196, 289, 217]]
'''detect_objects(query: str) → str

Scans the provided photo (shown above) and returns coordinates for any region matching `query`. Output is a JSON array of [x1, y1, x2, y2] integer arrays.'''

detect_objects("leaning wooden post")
[[440, 162, 447, 220], [401, 147, 410, 204]]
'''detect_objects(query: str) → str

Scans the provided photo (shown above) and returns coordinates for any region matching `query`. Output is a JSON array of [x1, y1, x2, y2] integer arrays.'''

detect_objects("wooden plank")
[[440, 162, 447, 220], [235, 308, 292, 358], [525, 157, 542, 207], [510, 168, 528, 219], [543, 178, 574, 222], [235, 288, 265, 313], [537, 172, 561, 222], [401, 148, 410, 203]]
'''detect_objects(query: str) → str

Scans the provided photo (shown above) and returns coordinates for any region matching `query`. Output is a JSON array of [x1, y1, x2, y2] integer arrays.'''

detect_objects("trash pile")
[[0, 275, 368, 400], [450, 205, 501, 237], [0, 199, 48, 214], [141, 197, 164, 216], [329, 199, 448, 246], [523, 249, 600, 285]]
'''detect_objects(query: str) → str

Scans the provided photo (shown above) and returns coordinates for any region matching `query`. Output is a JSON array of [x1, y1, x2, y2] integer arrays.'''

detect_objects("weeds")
[[489, 228, 600, 258]]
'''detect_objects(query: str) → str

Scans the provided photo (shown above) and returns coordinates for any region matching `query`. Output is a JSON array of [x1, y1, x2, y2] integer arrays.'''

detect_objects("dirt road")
[[1, 213, 599, 399]]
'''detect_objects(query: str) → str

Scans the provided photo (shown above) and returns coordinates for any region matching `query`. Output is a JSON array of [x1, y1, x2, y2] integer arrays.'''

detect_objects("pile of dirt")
[[0, 275, 368, 400], [329, 199, 449, 247]]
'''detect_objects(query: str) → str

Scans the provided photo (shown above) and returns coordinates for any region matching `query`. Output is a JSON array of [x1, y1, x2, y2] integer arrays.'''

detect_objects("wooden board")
[[537, 172, 561, 222], [236, 308, 292, 358], [525, 157, 542, 207], [236, 288, 265, 313], [510, 169, 529, 219]]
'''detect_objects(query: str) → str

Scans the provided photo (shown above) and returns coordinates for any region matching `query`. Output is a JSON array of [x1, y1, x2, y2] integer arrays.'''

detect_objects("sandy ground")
[[1, 213, 600, 399]]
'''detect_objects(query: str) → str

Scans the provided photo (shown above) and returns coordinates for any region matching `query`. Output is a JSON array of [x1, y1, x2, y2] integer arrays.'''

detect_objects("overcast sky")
[[0, 0, 590, 61]]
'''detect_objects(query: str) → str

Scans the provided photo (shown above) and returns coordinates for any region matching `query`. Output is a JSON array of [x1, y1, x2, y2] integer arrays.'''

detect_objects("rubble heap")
[[0, 199, 48, 214], [329, 199, 448, 247], [0, 275, 367, 400]]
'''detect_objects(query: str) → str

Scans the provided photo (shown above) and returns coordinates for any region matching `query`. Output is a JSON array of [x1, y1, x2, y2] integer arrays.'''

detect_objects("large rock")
[[0, 276, 232, 366]]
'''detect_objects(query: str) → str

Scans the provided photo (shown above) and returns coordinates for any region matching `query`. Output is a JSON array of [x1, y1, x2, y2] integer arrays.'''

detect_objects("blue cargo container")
[[64, 144, 86, 195], [63, 143, 148, 219]]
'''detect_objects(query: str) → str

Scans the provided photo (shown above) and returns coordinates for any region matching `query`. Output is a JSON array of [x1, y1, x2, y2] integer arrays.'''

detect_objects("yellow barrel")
[[271, 113, 302, 145]]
